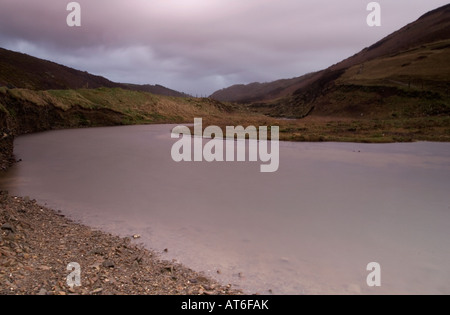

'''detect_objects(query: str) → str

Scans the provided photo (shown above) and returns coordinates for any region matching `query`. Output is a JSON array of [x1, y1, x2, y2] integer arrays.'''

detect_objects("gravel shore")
[[0, 191, 242, 295]]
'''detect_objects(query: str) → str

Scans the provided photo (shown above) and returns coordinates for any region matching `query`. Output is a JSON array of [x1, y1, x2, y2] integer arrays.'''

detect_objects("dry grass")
[[1, 87, 449, 143], [337, 39, 450, 92]]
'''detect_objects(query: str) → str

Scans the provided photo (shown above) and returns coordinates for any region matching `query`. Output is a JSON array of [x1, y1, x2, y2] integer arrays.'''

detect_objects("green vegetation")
[[0, 85, 449, 143], [0, 87, 231, 125], [337, 39, 450, 91]]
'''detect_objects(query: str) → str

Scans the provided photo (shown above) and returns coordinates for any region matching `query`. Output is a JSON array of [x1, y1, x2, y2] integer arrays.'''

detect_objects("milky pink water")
[[1, 125, 449, 294]]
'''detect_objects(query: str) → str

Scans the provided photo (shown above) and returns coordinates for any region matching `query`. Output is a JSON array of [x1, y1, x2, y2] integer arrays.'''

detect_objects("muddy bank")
[[0, 192, 242, 295], [0, 88, 126, 171], [0, 90, 244, 295]]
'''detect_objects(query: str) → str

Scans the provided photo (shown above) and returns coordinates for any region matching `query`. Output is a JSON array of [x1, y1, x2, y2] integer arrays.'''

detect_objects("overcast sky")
[[0, 0, 448, 95]]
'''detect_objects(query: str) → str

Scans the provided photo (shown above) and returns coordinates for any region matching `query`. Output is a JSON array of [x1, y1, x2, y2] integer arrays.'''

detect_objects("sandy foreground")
[[0, 191, 242, 295]]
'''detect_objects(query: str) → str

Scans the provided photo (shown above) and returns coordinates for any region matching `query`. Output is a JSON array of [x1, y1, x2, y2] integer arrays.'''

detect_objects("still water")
[[1, 125, 449, 294]]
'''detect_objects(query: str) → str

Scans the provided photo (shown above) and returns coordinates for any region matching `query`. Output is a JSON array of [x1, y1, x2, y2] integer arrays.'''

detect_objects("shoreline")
[[0, 192, 242, 295]]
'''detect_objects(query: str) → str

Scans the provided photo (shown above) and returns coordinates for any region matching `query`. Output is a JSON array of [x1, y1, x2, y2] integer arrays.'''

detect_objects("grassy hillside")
[[330, 4, 450, 71], [243, 38, 450, 143], [304, 39, 450, 119], [246, 38, 449, 135], [214, 4, 450, 124], [337, 40, 450, 90], [0, 87, 236, 126]]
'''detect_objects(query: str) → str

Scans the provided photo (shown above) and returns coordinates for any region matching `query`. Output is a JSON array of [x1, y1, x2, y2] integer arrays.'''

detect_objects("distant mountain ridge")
[[124, 83, 189, 98], [0, 47, 186, 97], [210, 73, 318, 103]]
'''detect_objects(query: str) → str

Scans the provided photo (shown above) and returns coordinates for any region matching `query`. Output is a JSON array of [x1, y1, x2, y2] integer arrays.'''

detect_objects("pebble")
[[102, 260, 115, 268], [37, 288, 48, 295], [39, 266, 52, 271], [1, 223, 15, 233], [91, 288, 103, 294]]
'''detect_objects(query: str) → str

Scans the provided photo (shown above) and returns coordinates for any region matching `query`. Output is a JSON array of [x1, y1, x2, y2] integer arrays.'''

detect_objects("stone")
[[1, 223, 15, 233], [37, 288, 48, 296], [102, 260, 115, 268]]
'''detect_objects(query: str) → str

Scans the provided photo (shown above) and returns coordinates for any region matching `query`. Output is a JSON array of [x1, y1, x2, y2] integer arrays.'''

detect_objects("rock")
[[1, 223, 15, 233], [204, 284, 216, 291], [196, 276, 209, 283], [39, 266, 52, 271], [37, 288, 48, 295], [133, 235, 141, 239], [89, 263, 101, 270], [102, 260, 115, 268], [89, 248, 106, 256], [91, 288, 103, 294]]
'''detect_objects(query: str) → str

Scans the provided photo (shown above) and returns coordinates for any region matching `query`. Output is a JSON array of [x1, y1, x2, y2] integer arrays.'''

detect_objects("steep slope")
[[330, 4, 450, 71], [249, 4, 450, 118], [0, 48, 124, 90], [0, 48, 187, 97]]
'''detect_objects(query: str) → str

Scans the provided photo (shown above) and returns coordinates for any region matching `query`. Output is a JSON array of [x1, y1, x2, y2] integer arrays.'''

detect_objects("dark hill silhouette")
[[0, 48, 186, 97], [0, 48, 124, 90]]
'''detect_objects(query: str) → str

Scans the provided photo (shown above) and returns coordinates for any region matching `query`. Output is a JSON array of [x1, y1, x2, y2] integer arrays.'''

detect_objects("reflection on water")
[[1, 125, 450, 294]]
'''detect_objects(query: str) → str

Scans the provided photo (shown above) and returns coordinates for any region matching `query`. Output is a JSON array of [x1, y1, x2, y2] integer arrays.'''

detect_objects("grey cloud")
[[0, 0, 448, 95]]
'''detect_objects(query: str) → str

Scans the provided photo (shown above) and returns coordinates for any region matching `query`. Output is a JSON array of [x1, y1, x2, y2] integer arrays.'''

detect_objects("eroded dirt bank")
[[0, 89, 126, 171]]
